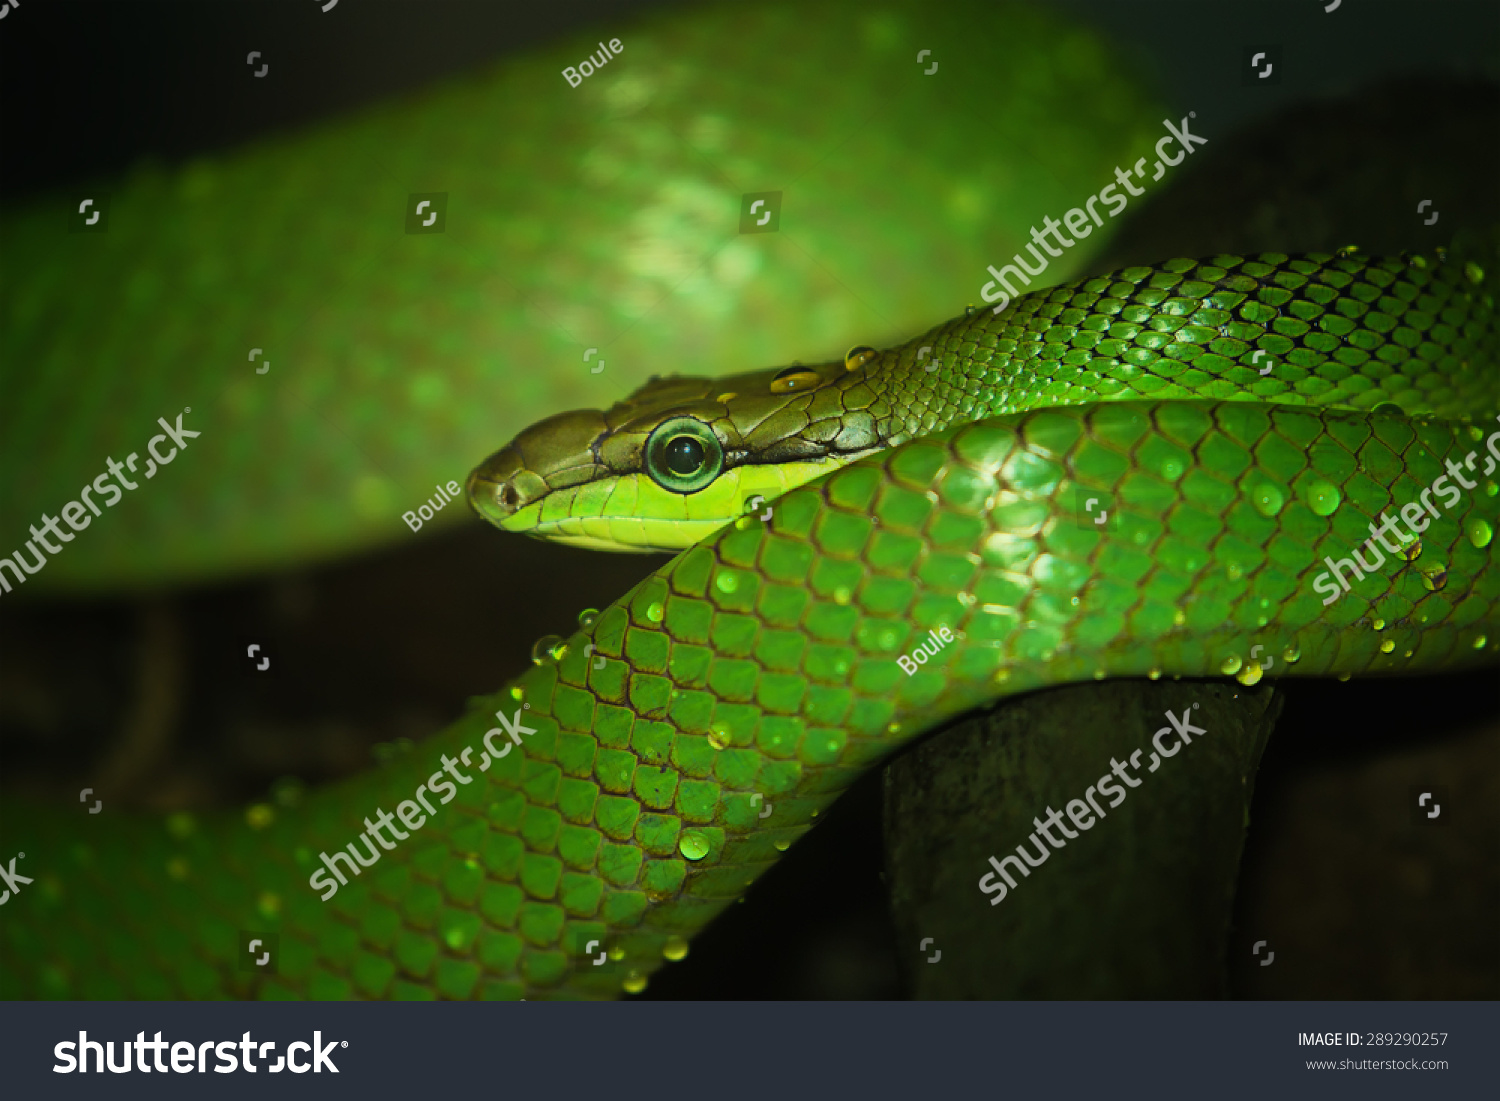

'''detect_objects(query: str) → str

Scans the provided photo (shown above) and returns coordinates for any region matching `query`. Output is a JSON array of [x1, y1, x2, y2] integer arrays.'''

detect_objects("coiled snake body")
[[5, 236, 1496, 999]]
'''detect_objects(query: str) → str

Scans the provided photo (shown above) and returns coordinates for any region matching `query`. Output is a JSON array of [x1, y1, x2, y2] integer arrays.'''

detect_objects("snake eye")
[[644, 416, 724, 494]]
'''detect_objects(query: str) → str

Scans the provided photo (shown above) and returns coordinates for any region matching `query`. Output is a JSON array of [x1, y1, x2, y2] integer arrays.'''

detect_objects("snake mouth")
[[470, 459, 844, 552]]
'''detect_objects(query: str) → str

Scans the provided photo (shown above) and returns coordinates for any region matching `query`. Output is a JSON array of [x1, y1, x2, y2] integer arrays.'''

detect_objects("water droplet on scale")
[[1251, 484, 1284, 517], [1303, 480, 1341, 517], [530, 635, 565, 664], [662, 936, 689, 962], [678, 830, 711, 861], [578, 608, 599, 628]]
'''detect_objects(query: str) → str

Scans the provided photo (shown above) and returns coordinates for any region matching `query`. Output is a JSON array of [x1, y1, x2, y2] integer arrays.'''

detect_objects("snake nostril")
[[499, 484, 520, 509]]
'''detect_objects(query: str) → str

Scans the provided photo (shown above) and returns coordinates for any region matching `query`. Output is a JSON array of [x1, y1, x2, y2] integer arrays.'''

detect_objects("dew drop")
[[1379, 639, 1395, 654], [578, 608, 599, 628], [646, 601, 665, 623], [1093, 669, 1107, 680], [964, 304, 977, 317], [1173, 609, 1186, 626], [662, 936, 689, 962], [678, 830, 711, 861], [707, 725, 731, 751], [1474, 635, 1488, 649], [773, 839, 791, 852], [1464, 260, 1485, 284], [245, 804, 275, 830], [1372, 618, 1385, 631], [622, 971, 648, 995], [771, 366, 824, 393], [1399, 539, 1423, 563], [1220, 655, 1242, 676], [715, 571, 740, 594], [1303, 480, 1341, 517], [1251, 483, 1284, 517], [1236, 664, 1264, 687], [531, 634, 565, 664], [1337, 672, 1352, 682], [1373, 402, 1404, 416], [1420, 565, 1448, 592], [1160, 457, 1184, 481], [1148, 668, 1162, 681], [1465, 517, 1493, 548], [833, 586, 852, 605], [608, 946, 626, 962], [1486, 481, 1498, 498], [1282, 646, 1301, 664]]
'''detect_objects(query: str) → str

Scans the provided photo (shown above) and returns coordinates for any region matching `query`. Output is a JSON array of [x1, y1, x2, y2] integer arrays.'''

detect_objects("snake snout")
[[467, 409, 609, 530], [466, 447, 542, 525]]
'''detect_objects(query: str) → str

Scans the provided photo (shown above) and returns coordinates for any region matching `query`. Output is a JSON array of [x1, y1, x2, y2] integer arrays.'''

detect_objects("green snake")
[[2, 2, 1498, 1000]]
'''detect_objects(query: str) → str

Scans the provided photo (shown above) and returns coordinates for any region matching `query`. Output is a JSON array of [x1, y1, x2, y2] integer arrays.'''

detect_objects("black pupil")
[[664, 435, 705, 476]]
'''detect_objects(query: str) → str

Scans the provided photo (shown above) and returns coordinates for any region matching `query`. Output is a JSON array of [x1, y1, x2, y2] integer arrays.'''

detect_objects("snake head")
[[467, 356, 890, 552]]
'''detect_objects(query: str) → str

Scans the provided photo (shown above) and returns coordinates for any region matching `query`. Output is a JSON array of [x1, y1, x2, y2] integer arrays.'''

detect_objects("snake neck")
[[851, 240, 1499, 446]]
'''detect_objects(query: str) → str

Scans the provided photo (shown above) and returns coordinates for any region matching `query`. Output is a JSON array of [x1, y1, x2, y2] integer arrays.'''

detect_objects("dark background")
[[2, 0, 1497, 999]]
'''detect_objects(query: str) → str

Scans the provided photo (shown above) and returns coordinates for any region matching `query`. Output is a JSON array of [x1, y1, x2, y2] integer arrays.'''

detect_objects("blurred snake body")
[[5, 231, 1497, 998]]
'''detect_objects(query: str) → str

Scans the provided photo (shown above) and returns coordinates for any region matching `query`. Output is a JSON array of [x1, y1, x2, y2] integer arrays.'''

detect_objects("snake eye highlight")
[[644, 416, 724, 494]]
